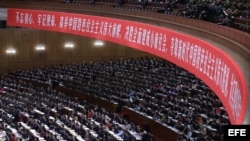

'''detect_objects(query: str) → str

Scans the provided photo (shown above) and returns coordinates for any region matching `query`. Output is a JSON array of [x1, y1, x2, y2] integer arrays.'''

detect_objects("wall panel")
[[0, 28, 153, 74]]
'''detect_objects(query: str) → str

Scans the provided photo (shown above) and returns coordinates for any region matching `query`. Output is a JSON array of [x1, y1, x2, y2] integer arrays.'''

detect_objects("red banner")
[[7, 8, 248, 124]]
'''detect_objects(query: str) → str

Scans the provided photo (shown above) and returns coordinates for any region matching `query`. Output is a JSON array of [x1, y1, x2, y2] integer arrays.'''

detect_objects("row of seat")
[[8, 57, 229, 141], [0, 77, 151, 141]]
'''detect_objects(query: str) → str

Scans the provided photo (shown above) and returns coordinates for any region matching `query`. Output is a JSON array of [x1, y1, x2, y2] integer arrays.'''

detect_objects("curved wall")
[[0, 1, 249, 124], [1, 1, 249, 59], [5, 8, 248, 125]]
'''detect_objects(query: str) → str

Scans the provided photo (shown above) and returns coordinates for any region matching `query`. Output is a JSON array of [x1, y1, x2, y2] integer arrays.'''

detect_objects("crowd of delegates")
[[115, 0, 248, 28], [9, 57, 230, 141], [0, 77, 150, 141], [11, 0, 250, 32], [179, 0, 249, 27], [82, 0, 250, 31]]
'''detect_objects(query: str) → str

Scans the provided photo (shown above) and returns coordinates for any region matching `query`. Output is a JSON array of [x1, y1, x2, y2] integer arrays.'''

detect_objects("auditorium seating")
[[0, 0, 243, 140], [0, 76, 152, 141], [8, 57, 229, 141]]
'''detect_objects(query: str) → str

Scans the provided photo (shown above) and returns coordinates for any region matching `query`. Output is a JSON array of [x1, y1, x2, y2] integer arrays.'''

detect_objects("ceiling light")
[[94, 40, 104, 47], [6, 48, 16, 54], [64, 42, 74, 48], [36, 45, 45, 51]]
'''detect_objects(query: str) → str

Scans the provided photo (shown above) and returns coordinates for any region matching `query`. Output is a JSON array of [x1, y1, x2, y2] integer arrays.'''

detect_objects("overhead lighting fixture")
[[64, 42, 74, 48], [94, 40, 104, 47], [35, 45, 45, 51], [6, 48, 16, 54]]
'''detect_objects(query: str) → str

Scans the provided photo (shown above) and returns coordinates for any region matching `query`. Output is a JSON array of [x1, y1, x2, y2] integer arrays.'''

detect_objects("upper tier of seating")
[[10, 0, 250, 33], [8, 57, 230, 141]]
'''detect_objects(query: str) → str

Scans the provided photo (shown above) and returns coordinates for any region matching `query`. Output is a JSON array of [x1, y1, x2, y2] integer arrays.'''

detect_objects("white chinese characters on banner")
[[170, 36, 241, 121], [145, 30, 150, 46], [55, 15, 122, 39], [137, 28, 142, 44], [46, 14, 51, 27], [90, 20, 95, 33], [51, 15, 56, 27], [103, 21, 108, 36], [86, 19, 91, 32], [64, 16, 68, 29], [42, 14, 46, 26], [107, 22, 113, 37], [59, 16, 64, 28], [124, 25, 167, 53], [68, 17, 73, 29], [77, 18, 82, 31], [111, 23, 117, 38], [132, 27, 138, 43], [37, 14, 56, 27], [229, 74, 242, 121], [16, 11, 34, 24], [94, 20, 99, 34], [116, 24, 122, 38]]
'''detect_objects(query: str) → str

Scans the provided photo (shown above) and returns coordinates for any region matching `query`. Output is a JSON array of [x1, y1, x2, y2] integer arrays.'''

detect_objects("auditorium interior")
[[0, 0, 250, 141]]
